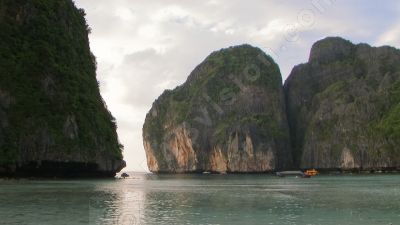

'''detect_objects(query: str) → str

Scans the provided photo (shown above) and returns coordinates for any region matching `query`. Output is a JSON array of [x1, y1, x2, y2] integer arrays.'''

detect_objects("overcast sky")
[[73, 0, 400, 171]]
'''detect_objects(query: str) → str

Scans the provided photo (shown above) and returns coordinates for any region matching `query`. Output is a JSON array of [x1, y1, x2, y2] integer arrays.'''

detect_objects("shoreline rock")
[[0, 160, 126, 178], [143, 45, 292, 173], [285, 37, 400, 170]]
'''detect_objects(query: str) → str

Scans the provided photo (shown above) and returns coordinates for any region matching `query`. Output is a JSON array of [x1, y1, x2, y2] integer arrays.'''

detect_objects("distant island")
[[0, 0, 125, 177], [143, 37, 400, 173]]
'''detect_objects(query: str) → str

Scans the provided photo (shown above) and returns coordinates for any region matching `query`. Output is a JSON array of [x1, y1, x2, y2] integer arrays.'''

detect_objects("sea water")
[[0, 173, 399, 225]]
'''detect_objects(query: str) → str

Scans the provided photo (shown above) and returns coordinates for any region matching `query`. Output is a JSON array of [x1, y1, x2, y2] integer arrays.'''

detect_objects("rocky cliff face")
[[144, 37, 400, 173], [285, 37, 400, 170], [143, 45, 292, 173], [0, 0, 125, 177]]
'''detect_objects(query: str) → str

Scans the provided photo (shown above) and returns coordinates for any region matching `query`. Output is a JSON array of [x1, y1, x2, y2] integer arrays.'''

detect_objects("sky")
[[73, 0, 400, 171]]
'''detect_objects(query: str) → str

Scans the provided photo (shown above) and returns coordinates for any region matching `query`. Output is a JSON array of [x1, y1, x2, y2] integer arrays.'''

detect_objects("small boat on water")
[[276, 169, 318, 178], [303, 169, 318, 177], [121, 172, 130, 179], [276, 171, 304, 177]]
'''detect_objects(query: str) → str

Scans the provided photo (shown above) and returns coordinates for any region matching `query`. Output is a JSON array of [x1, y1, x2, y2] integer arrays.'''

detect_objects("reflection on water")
[[0, 174, 400, 225]]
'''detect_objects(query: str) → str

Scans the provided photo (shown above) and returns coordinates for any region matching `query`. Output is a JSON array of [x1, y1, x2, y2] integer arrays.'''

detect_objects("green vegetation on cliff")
[[145, 45, 283, 143], [375, 81, 400, 155], [0, 0, 123, 166]]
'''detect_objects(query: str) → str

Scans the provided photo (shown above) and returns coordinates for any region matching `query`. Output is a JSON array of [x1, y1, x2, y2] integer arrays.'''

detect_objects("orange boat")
[[304, 169, 318, 177]]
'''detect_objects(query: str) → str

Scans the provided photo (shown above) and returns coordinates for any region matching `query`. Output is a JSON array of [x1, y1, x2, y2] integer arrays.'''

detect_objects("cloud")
[[73, 0, 400, 171], [376, 23, 400, 47]]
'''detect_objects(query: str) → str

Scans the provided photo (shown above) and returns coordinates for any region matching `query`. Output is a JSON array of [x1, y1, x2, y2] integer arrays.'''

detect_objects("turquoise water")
[[1, 174, 400, 225]]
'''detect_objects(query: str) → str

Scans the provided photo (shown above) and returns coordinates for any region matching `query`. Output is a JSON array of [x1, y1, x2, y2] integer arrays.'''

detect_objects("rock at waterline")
[[0, 0, 125, 177], [143, 45, 292, 173], [284, 37, 400, 170]]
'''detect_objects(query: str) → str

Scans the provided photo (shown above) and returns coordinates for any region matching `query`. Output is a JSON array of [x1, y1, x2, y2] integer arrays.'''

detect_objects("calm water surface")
[[0, 173, 399, 225]]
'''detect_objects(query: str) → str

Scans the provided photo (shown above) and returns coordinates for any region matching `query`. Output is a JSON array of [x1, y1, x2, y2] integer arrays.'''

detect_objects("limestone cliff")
[[143, 45, 292, 173], [0, 0, 125, 177], [285, 37, 400, 170]]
